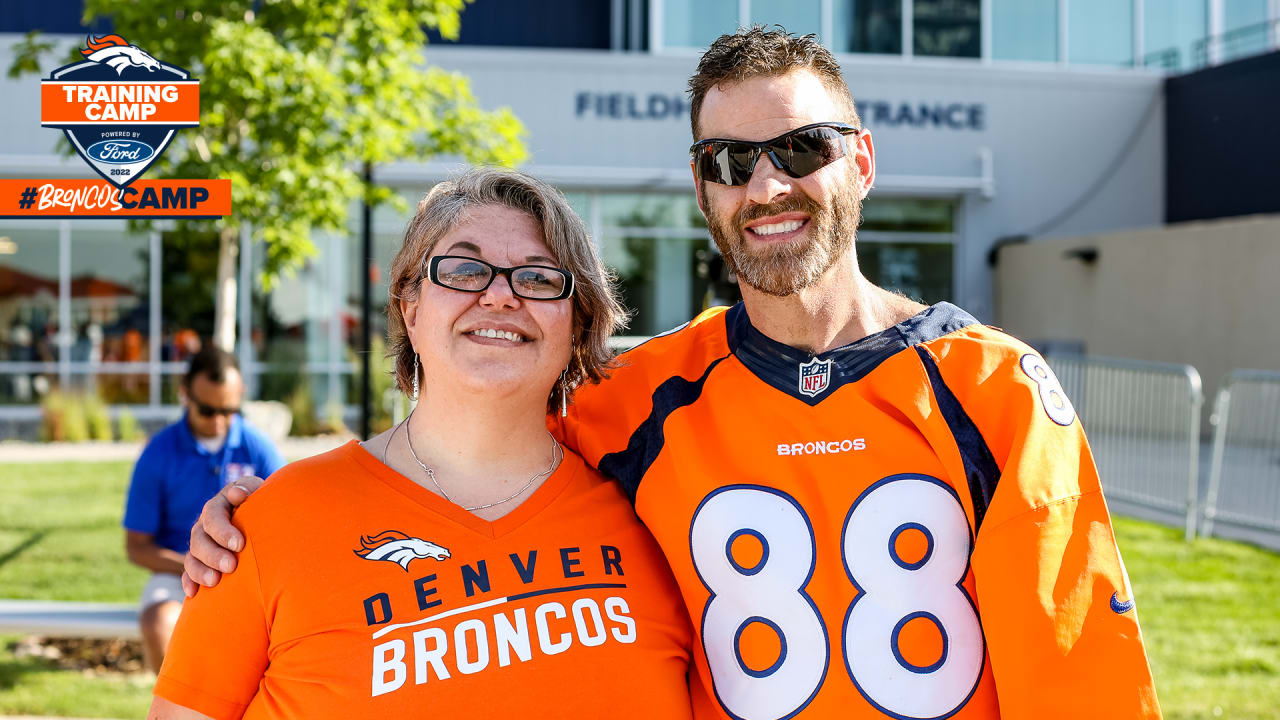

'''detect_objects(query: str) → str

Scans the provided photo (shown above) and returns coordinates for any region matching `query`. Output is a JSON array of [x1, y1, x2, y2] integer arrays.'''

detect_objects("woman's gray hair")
[[387, 167, 628, 411]]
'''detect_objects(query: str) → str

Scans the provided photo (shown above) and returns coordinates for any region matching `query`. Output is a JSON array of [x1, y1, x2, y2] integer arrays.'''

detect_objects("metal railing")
[[1046, 354, 1203, 540], [1202, 370, 1280, 538], [1191, 19, 1280, 70]]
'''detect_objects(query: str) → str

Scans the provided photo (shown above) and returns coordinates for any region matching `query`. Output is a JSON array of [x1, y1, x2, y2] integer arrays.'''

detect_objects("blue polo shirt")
[[122, 414, 286, 554]]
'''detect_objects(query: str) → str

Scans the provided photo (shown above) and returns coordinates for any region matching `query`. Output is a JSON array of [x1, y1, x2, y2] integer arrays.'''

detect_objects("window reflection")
[[833, 0, 903, 54], [752, 0, 822, 39], [857, 242, 953, 304], [1143, 0, 1205, 70], [663, 0, 737, 49], [72, 229, 149, 402], [1069, 0, 1133, 66], [993, 0, 1058, 62], [0, 228, 60, 404], [914, 0, 981, 58]]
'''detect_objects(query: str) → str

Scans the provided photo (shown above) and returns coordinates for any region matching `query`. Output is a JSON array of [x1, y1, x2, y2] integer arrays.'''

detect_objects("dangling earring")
[[411, 353, 420, 401], [559, 369, 568, 417]]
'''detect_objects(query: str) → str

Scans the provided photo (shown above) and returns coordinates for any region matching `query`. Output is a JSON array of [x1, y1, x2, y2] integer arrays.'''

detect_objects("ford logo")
[[86, 140, 155, 165]]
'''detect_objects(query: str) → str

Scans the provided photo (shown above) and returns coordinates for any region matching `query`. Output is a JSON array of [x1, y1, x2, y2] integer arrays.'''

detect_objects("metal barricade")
[[1046, 354, 1203, 540], [1202, 370, 1280, 539]]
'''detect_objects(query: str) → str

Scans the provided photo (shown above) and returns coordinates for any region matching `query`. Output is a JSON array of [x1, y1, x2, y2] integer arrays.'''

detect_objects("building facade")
[[1, 0, 1277, 428]]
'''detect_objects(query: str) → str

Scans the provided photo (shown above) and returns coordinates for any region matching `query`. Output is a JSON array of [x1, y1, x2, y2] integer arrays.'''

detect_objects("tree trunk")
[[213, 225, 240, 352]]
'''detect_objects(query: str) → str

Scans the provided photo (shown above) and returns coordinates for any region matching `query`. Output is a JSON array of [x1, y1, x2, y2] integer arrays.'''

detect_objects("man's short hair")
[[184, 346, 240, 387], [688, 26, 862, 139]]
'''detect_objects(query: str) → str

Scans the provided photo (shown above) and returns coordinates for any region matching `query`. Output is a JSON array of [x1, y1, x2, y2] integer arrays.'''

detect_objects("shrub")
[[116, 408, 146, 442]]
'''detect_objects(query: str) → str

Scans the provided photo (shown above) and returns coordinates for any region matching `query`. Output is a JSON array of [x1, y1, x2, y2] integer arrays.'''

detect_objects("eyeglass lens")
[[434, 256, 568, 300]]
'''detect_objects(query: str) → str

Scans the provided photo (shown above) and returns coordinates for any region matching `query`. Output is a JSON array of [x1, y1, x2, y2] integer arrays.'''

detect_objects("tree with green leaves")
[[11, 0, 526, 351]]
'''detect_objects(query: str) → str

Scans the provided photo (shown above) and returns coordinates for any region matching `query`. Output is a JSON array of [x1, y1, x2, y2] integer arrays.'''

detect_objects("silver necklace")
[[400, 409, 561, 512]]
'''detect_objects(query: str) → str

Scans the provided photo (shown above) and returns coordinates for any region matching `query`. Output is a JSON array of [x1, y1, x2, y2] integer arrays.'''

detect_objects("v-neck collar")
[[725, 301, 979, 405], [343, 440, 580, 540]]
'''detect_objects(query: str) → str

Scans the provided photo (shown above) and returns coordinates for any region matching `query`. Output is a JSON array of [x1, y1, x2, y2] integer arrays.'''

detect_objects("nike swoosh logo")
[[1110, 592, 1135, 614]]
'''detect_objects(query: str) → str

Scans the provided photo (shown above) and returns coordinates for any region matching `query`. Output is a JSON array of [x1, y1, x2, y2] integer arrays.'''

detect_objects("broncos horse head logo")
[[80, 34, 161, 75], [354, 530, 451, 571]]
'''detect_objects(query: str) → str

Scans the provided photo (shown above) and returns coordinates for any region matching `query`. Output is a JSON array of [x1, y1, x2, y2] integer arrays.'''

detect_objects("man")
[[185, 28, 1160, 718], [123, 346, 284, 673]]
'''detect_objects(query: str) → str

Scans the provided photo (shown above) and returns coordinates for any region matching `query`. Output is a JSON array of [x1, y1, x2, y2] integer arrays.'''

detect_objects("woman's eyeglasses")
[[425, 255, 575, 301], [689, 122, 860, 187]]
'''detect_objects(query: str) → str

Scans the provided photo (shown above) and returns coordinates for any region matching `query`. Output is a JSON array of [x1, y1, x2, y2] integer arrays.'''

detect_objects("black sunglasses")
[[426, 255, 575, 301], [690, 122, 861, 187], [192, 400, 239, 418]]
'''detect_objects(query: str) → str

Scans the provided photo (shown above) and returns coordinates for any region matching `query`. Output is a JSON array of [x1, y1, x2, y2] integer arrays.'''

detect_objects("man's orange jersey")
[[558, 302, 1161, 720], [155, 442, 692, 719]]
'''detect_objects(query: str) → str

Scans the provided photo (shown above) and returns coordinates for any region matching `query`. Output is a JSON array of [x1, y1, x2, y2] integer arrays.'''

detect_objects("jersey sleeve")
[[923, 330, 1162, 719], [122, 441, 164, 535], [154, 515, 270, 719]]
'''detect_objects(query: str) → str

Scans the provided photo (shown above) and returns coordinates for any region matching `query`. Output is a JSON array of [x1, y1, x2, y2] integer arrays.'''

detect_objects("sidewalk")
[[0, 434, 353, 464]]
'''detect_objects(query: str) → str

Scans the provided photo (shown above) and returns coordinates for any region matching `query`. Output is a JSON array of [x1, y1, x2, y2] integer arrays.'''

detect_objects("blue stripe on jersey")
[[915, 345, 1003, 533], [598, 354, 733, 503], [726, 301, 979, 406]]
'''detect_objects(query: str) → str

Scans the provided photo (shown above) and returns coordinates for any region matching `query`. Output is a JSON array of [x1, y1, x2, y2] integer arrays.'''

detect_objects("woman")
[[150, 169, 693, 719]]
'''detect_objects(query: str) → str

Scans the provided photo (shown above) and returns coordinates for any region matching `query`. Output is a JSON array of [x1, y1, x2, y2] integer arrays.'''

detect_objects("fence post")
[[1201, 384, 1232, 538], [1184, 368, 1203, 541]]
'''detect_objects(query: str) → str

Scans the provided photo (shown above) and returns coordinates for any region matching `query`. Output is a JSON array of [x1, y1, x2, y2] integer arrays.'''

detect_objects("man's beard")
[[705, 175, 862, 297]]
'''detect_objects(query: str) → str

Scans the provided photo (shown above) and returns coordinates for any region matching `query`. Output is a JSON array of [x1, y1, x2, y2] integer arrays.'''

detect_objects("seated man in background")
[[122, 346, 285, 673]]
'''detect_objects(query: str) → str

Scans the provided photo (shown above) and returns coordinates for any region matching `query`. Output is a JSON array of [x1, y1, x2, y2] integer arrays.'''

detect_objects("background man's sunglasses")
[[690, 122, 861, 187], [426, 255, 575, 301], [193, 401, 239, 418]]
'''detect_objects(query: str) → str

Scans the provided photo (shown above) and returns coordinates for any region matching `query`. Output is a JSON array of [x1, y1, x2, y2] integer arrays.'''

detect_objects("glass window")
[[833, 0, 903, 54], [992, 0, 1058, 61], [1225, 0, 1269, 30], [250, 231, 348, 426], [602, 233, 710, 336], [1222, 0, 1271, 62], [861, 197, 955, 233], [913, 0, 981, 58], [662, 0, 737, 49], [1068, 0, 1133, 66], [751, 0, 822, 39], [856, 241, 953, 304], [598, 192, 705, 230], [0, 226, 60, 404], [71, 228, 150, 403], [1143, 0, 1205, 70]]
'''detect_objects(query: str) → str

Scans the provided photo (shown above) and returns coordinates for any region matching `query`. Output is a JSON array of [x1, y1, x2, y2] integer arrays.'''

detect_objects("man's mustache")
[[736, 195, 819, 227]]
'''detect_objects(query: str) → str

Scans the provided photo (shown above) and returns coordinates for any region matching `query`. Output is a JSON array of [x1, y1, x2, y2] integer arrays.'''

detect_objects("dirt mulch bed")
[[9, 635, 145, 675]]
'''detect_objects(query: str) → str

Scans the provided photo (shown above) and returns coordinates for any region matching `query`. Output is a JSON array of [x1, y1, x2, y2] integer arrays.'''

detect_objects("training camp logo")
[[41, 34, 199, 189], [355, 530, 451, 571]]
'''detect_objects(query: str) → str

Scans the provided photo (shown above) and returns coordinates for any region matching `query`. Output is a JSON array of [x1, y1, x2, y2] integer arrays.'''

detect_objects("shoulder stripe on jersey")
[[728, 301, 979, 405], [598, 354, 732, 504], [914, 345, 1002, 533]]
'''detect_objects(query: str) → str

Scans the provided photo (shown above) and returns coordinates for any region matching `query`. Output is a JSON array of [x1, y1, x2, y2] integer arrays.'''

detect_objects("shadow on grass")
[[0, 530, 46, 569], [0, 641, 56, 691]]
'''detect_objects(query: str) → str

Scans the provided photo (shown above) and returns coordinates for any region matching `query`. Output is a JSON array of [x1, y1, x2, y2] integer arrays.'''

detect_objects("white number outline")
[[1019, 353, 1076, 426], [840, 473, 986, 720], [690, 484, 830, 720]]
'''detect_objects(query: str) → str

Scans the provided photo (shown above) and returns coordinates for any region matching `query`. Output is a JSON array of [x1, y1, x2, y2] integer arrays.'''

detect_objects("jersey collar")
[[725, 301, 979, 405]]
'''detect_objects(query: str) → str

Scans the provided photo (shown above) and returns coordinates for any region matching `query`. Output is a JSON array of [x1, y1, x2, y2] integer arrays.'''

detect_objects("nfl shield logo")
[[798, 357, 833, 398]]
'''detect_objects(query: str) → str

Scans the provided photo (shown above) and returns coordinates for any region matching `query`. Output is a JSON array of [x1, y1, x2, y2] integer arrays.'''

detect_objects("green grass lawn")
[[1, 462, 1278, 718]]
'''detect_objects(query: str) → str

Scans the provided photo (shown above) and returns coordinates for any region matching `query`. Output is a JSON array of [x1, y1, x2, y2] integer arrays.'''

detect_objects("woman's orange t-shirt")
[[155, 441, 692, 719]]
